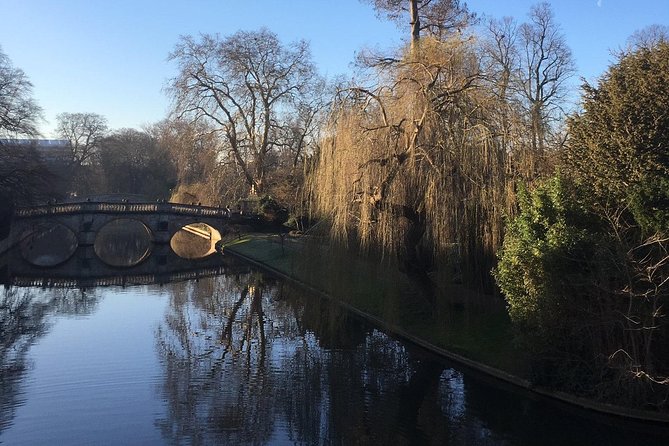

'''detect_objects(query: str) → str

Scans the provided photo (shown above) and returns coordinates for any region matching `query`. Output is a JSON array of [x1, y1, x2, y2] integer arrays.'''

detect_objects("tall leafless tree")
[[480, 16, 543, 181], [516, 2, 575, 153], [0, 46, 42, 137], [149, 118, 245, 206], [98, 129, 176, 198], [0, 49, 53, 218], [168, 29, 322, 197], [482, 16, 519, 127], [55, 112, 108, 167], [151, 119, 218, 187], [626, 24, 669, 50], [0, 143, 55, 204]]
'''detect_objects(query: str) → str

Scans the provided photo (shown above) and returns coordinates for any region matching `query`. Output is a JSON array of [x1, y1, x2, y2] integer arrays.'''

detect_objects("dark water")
[[1, 256, 669, 445]]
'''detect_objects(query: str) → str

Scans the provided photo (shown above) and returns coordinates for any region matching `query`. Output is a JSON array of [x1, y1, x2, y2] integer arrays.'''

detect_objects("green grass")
[[224, 235, 529, 377]]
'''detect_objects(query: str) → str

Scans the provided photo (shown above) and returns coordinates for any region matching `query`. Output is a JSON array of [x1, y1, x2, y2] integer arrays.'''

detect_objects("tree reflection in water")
[[0, 266, 666, 444], [155, 272, 274, 444], [155, 270, 669, 445], [0, 287, 100, 433], [154, 272, 460, 445]]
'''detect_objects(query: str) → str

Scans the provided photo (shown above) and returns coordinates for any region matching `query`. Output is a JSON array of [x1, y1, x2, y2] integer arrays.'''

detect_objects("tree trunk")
[[401, 207, 436, 308], [410, 0, 420, 51]]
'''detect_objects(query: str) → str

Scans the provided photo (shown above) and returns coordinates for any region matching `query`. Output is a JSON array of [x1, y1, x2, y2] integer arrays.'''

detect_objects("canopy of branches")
[[0, 46, 42, 137], [168, 29, 324, 196]]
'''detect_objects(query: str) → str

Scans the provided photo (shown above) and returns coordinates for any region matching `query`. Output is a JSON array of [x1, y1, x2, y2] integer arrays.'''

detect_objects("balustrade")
[[15, 201, 230, 219]]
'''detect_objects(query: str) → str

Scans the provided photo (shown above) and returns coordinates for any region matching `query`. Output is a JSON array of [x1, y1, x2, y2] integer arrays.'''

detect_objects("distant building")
[[0, 139, 72, 168]]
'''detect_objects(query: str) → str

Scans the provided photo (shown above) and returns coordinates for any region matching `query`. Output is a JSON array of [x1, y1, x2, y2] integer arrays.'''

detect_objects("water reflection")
[[0, 287, 99, 433], [153, 274, 456, 444], [155, 273, 273, 444], [154, 273, 486, 444], [155, 272, 669, 446], [94, 218, 152, 267], [2, 254, 669, 445], [0, 287, 47, 432], [20, 223, 78, 267]]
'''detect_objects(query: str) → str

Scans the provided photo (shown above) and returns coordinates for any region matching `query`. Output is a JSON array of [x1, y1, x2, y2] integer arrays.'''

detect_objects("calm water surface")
[[1, 254, 669, 445]]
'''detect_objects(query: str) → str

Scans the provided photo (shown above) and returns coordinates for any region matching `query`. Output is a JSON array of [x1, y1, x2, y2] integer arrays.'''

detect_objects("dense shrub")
[[495, 176, 614, 388], [496, 177, 592, 328], [566, 41, 669, 231], [497, 40, 669, 409], [258, 195, 289, 225]]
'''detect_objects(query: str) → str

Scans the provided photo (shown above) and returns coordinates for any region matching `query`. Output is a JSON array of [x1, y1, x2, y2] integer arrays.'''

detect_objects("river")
[[1, 248, 668, 445]]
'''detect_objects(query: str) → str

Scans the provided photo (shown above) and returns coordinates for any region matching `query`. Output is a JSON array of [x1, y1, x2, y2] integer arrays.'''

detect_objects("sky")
[[1, 0, 667, 137]]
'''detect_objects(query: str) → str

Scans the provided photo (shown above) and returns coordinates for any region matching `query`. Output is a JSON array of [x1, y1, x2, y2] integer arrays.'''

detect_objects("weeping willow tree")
[[310, 35, 519, 298], [307, 1, 570, 300]]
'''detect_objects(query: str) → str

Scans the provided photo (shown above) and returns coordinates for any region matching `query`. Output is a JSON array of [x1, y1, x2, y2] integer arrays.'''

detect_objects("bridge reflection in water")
[[2, 231, 240, 289]]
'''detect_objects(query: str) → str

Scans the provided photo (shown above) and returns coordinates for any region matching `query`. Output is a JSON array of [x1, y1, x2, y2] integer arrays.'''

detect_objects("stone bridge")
[[9, 201, 259, 247], [1, 244, 253, 289]]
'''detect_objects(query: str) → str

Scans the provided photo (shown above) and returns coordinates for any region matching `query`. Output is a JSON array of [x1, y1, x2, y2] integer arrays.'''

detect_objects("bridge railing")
[[9, 266, 229, 288], [14, 201, 232, 219]]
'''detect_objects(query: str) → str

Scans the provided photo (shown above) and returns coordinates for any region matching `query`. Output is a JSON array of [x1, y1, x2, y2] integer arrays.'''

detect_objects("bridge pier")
[[154, 216, 171, 244], [79, 214, 96, 246], [75, 245, 96, 269]]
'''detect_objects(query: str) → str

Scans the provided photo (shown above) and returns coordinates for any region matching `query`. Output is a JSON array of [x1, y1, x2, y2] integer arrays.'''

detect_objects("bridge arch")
[[94, 218, 154, 267], [169, 222, 223, 259], [19, 221, 78, 267]]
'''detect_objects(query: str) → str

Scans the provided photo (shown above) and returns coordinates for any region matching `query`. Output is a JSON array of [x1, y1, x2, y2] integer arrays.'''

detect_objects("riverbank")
[[224, 234, 669, 425]]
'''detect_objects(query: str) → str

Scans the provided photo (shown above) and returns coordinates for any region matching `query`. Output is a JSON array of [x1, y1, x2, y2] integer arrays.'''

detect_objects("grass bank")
[[223, 234, 669, 424], [223, 234, 527, 378]]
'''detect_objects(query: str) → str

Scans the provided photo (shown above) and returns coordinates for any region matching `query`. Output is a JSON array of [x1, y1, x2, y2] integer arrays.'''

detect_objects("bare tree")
[[55, 112, 108, 167], [626, 24, 669, 50], [98, 129, 176, 198], [364, 0, 474, 49], [0, 143, 55, 205], [149, 118, 244, 205], [516, 2, 575, 152], [168, 28, 321, 197], [151, 119, 218, 187], [0, 46, 42, 137], [276, 88, 328, 170], [480, 16, 544, 181], [480, 17, 519, 157], [0, 47, 51, 218], [482, 17, 519, 117]]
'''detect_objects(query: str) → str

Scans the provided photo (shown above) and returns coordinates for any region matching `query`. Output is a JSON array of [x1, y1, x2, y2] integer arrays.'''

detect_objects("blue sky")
[[1, 0, 667, 137]]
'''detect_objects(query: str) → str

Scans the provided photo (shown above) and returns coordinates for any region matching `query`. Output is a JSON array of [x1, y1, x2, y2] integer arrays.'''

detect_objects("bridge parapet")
[[15, 201, 230, 219]]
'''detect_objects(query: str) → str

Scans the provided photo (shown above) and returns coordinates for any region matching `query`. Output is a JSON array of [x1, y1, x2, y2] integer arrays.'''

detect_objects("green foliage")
[[494, 176, 642, 395], [497, 41, 669, 407], [495, 176, 599, 338], [628, 174, 669, 234], [566, 41, 669, 232]]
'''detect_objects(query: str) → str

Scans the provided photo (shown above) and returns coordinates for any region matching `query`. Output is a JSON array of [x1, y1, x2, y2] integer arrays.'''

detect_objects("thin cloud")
[[597, 0, 602, 7]]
